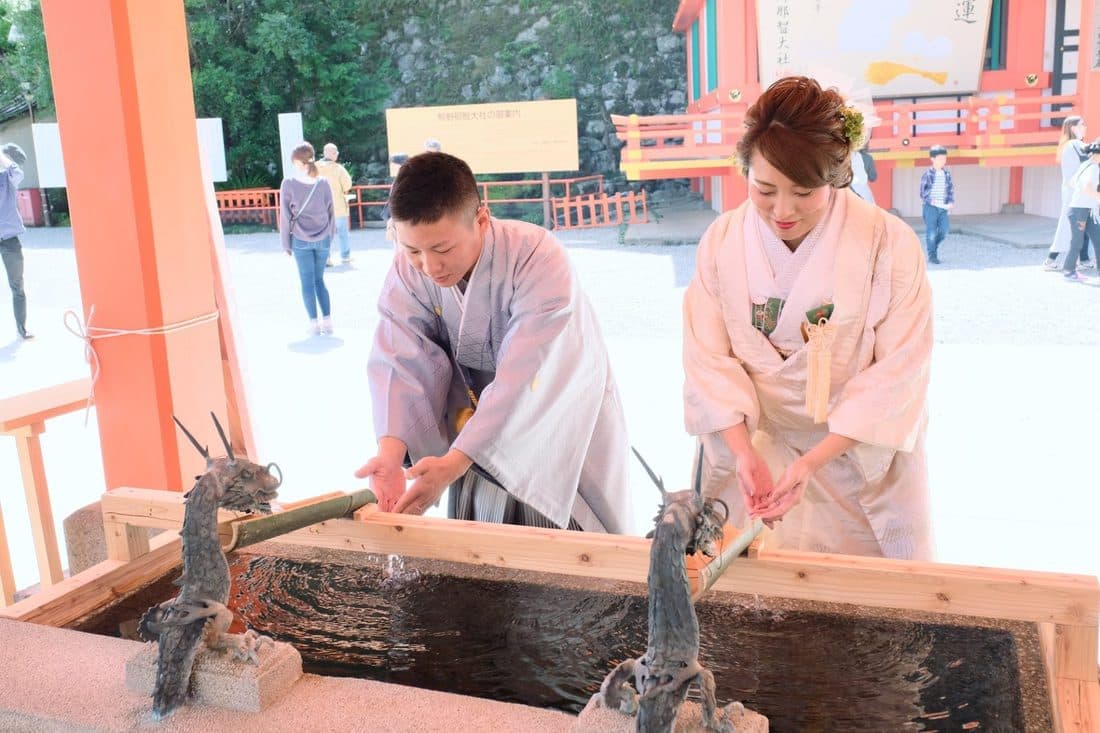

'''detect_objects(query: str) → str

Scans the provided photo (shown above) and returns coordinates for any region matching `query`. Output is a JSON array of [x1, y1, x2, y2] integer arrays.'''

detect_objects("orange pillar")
[[1008, 167, 1024, 206], [717, 0, 754, 212], [1079, 1, 1100, 126], [871, 162, 895, 210], [40, 0, 231, 491]]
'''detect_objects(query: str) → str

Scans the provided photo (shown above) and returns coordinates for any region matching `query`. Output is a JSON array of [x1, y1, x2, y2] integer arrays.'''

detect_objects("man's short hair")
[[929, 145, 948, 158], [389, 152, 480, 225]]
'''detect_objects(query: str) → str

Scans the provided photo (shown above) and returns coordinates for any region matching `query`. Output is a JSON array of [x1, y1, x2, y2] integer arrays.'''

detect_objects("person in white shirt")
[[1061, 140, 1100, 283]]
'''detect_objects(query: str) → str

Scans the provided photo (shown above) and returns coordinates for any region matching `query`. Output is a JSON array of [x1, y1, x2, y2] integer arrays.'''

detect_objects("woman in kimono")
[[683, 76, 934, 560], [357, 152, 630, 533]]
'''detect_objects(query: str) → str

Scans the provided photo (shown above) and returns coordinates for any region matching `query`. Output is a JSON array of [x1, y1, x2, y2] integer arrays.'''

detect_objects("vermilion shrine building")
[[617, 0, 1098, 219]]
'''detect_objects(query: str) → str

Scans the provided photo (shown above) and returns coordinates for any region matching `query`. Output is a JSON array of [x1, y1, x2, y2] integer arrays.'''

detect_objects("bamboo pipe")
[[225, 489, 377, 551], [687, 518, 766, 602]]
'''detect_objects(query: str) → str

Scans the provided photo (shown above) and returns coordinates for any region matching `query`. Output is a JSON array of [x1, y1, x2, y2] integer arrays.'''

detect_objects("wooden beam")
[[1053, 623, 1100, 681], [250, 511, 1099, 629], [13, 423, 64, 586], [0, 501, 16, 606], [0, 378, 91, 433], [1041, 623, 1100, 733], [98, 489, 1100, 630], [100, 486, 240, 530], [0, 532, 180, 627], [103, 518, 150, 562]]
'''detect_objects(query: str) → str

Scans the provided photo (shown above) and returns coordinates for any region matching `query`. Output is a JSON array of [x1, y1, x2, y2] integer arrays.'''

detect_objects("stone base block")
[[125, 640, 302, 713], [573, 696, 768, 732]]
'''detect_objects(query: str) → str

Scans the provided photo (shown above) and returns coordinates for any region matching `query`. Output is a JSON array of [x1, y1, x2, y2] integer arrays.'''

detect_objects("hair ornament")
[[840, 106, 865, 146]]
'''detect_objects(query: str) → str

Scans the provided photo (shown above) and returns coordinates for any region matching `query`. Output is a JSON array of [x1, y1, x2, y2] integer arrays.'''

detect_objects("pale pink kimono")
[[683, 190, 934, 560]]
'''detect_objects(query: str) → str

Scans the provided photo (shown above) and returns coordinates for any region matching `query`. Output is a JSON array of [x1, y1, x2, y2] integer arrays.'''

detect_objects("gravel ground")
[[1, 222, 1097, 592]]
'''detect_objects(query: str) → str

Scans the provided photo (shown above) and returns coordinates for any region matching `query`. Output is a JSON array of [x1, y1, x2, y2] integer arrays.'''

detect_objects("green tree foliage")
[[0, 1, 52, 118], [1, 0, 682, 186], [185, 0, 392, 187]]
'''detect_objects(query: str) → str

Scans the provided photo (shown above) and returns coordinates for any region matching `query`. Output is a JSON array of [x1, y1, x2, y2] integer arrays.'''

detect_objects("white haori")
[[744, 191, 840, 356], [369, 217, 631, 533], [683, 190, 934, 560]]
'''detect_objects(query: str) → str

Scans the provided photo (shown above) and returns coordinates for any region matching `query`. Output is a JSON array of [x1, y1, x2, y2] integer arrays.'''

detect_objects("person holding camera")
[[1062, 140, 1100, 283], [0, 142, 32, 340]]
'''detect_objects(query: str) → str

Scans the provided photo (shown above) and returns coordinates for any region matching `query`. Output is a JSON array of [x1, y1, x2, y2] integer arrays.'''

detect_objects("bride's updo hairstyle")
[[736, 76, 856, 190]]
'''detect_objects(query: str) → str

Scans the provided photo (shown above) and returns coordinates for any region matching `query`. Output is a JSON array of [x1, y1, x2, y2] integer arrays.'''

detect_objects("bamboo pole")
[[688, 518, 766, 601], [226, 489, 376, 551]]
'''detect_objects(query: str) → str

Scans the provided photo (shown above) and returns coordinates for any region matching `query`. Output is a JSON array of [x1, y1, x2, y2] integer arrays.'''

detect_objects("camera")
[[1083, 142, 1100, 156]]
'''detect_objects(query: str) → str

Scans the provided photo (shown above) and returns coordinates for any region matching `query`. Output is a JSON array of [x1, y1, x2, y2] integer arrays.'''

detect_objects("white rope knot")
[[64, 305, 220, 425], [805, 318, 836, 352]]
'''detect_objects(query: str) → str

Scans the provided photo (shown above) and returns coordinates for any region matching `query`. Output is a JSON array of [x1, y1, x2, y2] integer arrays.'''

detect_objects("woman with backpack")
[[280, 141, 335, 335]]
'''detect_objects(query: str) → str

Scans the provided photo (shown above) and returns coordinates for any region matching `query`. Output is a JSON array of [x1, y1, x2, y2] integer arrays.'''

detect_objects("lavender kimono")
[[683, 191, 934, 559], [369, 217, 631, 533]]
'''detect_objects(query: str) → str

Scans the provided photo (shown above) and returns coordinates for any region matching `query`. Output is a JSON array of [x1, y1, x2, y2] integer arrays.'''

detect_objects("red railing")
[[553, 190, 649, 229], [611, 92, 1079, 177], [214, 175, 606, 229]]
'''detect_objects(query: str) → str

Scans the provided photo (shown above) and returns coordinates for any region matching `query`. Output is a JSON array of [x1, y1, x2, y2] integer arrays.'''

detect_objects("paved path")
[[1, 220, 1097, 593]]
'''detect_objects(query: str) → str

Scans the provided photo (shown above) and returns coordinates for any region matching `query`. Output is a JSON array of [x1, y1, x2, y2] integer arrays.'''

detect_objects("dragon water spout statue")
[[137, 413, 282, 720], [593, 447, 735, 733]]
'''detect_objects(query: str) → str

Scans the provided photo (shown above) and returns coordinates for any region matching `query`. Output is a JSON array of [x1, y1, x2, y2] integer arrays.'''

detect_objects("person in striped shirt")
[[918, 146, 954, 264]]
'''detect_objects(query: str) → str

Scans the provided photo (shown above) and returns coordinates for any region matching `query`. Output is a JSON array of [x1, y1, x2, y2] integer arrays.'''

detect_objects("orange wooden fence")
[[0, 379, 92, 605], [552, 190, 648, 229], [214, 175, 606, 230], [612, 91, 1080, 179]]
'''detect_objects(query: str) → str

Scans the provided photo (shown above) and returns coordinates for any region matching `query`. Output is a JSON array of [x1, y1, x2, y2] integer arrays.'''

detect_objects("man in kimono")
[[357, 152, 631, 533]]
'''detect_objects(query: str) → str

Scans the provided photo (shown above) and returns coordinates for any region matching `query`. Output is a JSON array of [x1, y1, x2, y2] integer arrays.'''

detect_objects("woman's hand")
[[750, 433, 857, 524], [394, 449, 473, 515], [733, 445, 775, 515], [750, 456, 815, 522], [719, 423, 774, 513]]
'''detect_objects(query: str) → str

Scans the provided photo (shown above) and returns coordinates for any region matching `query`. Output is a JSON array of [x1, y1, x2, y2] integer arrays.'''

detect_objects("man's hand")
[[394, 449, 473, 515], [354, 456, 407, 512]]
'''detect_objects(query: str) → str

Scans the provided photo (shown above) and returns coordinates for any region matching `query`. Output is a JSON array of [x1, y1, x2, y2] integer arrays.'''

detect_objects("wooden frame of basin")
[[2, 487, 1096, 731]]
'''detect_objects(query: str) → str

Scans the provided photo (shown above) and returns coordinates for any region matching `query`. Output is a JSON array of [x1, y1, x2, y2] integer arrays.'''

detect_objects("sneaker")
[[1078, 260, 1095, 271], [1063, 271, 1096, 283], [928, 255, 941, 265], [309, 319, 321, 335], [325, 259, 334, 268], [1043, 259, 1061, 271], [19, 331, 34, 340], [341, 257, 353, 265], [321, 316, 333, 334]]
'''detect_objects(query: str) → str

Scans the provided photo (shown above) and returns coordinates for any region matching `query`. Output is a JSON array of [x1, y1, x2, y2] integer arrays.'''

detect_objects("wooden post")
[[13, 423, 64, 587], [541, 172, 552, 228], [0, 502, 16, 605], [40, 0, 234, 492], [103, 517, 150, 563]]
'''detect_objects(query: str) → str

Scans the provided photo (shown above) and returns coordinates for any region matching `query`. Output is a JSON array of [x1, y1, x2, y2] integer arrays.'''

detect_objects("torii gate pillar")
[[39, 1, 231, 491]]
